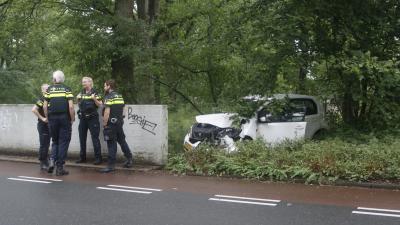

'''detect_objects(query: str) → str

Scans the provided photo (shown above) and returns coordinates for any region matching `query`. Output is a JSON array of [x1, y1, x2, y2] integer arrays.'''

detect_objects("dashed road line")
[[214, 195, 281, 203], [107, 185, 162, 192], [352, 211, 400, 218], [96, 185, 163, 194], [356, 207, 400, 214], [7, 178, 51, 184], [209, 194, 280, 207], [17, 176, 63, 182], [352, 206, 400, 218], [96, 187, 152, 194], [209, 198, 278, 206]]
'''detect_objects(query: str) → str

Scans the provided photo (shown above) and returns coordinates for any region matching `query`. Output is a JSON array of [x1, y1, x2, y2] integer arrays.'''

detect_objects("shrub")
[[167, 132, 400, 184]]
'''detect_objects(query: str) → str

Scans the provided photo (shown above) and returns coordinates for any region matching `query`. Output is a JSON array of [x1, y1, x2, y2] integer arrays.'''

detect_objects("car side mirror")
[[257, 108, 271, 123], [258, 114, 271, 123]]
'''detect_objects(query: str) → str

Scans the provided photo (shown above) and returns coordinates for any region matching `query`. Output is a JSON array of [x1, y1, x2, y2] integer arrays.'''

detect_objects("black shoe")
[[47, 159, 55, 174], [56, 167, 69, 176], [123, 158, 133, 168], [93, 158, 103, 165], [99, 167, 115, 173], [75, 158, 87, 164]]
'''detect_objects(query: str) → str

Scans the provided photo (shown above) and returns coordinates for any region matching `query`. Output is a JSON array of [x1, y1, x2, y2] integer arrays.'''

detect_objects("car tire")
[[242, 136, 253, 141], [312, 129, 327, 140]]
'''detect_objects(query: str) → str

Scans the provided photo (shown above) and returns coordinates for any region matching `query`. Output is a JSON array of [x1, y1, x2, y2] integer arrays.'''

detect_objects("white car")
[[183, 94, 328, 152]]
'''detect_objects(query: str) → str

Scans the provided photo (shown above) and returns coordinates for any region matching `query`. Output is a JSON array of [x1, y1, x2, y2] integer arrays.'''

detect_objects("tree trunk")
[[151, 0, 161, 104], [148, 0, 159, 24], [298, 65, 307, 94], [136, 0, 161, 104], [342, 90, 356, 125], [112, 0, 136, 103], [137, 0, 148, 20], [207, 13, 218, 106]]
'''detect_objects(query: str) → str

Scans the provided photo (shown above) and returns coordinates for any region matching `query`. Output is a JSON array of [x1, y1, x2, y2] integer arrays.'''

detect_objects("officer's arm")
[[75, 93, 81, 104], [123, 106, 127, 118], [68, 100, 75, 122], [103, 107, 110, 127], [92, 94, 103, 107], [43, 100, 48, 118], [32, 105, 46, 122]]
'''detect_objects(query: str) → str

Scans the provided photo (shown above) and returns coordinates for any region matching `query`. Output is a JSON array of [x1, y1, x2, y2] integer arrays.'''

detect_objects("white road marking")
[[7, 178, 51, 184], [209, 198, 277, 206], [107, 185, 162, 192], [214, 194, 281, 203], [96, 187, 152, 194], [352, 211, 400, 218], [18, 176, 62, 182], [357, 207, 400, 214]]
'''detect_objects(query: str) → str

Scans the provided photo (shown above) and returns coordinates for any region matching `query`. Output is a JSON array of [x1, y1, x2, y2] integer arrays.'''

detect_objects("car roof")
[[244, 94, 318, 101], [273, 94, 317, 100]]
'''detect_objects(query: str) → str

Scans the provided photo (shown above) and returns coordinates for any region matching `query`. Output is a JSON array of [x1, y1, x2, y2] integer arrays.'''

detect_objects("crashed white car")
[[183, 94, 328, 152]]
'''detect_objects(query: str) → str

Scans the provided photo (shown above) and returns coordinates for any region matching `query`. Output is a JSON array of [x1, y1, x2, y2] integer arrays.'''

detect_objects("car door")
[[256, 106, 306, 144], [257, 122, 307, 144], [301, 99, 321, 138]]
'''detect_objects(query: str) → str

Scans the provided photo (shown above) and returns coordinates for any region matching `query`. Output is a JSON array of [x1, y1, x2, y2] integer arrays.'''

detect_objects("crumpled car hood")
[[195, 113, 236, 128]]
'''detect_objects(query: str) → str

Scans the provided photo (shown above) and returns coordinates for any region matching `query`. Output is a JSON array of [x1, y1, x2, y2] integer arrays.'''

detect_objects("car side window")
[[258, 99, 306, 123], [304, 99, 318, 115]]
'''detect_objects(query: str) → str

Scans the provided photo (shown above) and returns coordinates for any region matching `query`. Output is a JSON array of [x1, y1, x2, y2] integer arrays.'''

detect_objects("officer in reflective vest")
[[31, 84, 51, 170], [76, 77, 103, 165], [43, 70, 75, 176], [100, 79, 133, 173]]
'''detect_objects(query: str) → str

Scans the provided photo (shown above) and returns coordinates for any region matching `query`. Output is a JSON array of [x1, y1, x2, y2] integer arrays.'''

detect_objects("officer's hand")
[[42, 118, 48, 123], [91, 94, 96, 100]]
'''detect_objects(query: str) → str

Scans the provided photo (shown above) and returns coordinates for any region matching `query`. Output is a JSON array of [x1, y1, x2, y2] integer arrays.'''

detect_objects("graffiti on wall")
[[127, 107, 158, 135], [0, 109, 18, 130]]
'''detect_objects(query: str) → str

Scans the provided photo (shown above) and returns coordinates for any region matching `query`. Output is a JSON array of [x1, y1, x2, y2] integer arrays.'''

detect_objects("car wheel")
[[312, 129, 328, 140], [242, 136, 253, 141]]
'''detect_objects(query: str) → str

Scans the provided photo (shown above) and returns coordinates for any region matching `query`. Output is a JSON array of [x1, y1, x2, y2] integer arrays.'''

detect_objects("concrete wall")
[[0, 104, 168, 165]]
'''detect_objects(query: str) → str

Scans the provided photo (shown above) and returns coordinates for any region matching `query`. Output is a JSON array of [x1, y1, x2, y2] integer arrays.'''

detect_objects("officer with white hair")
[[43, 70, 75, 176], [76, 76, 103, 165]]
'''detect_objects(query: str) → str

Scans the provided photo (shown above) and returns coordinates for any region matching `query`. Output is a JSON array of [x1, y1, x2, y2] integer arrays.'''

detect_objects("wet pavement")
[[0, 160, 399, 225]]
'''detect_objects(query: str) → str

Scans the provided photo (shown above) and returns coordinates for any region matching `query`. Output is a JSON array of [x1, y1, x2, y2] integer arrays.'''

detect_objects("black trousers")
[[48, 113, 72, 167], [105, 122, 132, 167], [78, 114, 101, 160], [37, 121, 50, 162]]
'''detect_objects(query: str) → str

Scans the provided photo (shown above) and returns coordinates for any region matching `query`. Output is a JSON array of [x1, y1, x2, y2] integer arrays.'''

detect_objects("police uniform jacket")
[[76, 88, 102, 116], [44, 84, 73, 114], [35, 96, 46, 122], [103, 91, 125, 123]]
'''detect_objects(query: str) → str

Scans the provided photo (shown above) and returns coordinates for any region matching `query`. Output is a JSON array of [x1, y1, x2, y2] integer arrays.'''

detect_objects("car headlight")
[[188, 125, 193, 138]]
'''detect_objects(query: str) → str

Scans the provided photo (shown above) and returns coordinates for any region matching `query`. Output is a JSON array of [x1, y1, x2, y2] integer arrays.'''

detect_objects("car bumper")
[[183, 134, 201, 151]]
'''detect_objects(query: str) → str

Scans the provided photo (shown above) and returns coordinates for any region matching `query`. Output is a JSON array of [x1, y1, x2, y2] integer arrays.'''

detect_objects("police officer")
[[100, 79, 133, 173], [31, 84, 50, 170], [43, 70, 75, 176], [76, 77, 103, 165]]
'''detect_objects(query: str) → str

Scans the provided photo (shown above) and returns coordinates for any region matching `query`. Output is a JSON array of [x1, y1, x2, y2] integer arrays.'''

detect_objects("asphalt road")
[[0, 161, 399, 225]]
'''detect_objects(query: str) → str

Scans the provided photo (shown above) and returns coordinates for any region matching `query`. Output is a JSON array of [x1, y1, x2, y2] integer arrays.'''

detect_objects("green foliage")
[[167, 131, 400, 183], [0, 0, 398, 131], [168, 106, 197, 154]]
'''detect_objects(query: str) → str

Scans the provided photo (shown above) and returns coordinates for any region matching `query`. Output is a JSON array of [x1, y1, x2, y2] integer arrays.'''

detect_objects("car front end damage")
[[183, 113, 241, 152]]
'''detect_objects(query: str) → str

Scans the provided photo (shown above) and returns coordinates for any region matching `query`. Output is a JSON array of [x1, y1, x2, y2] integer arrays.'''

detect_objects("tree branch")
[[0, 0, 10, 8], [170, 59, 209, 74], [146, 75, 203, 114]]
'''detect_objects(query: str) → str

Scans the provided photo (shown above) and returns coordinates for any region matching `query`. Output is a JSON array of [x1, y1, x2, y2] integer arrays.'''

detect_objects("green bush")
[[168, 106, 198, 154], [167, 132, 400, 184]]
